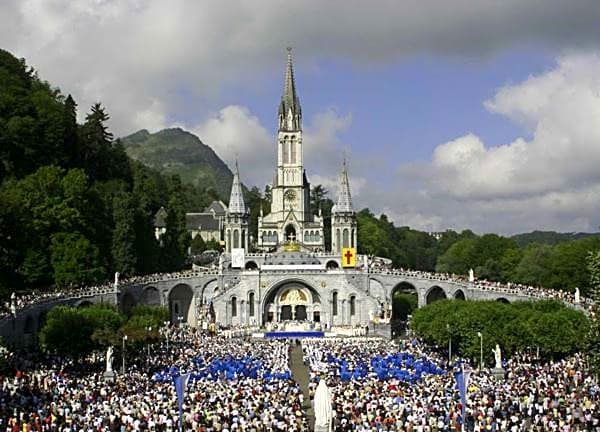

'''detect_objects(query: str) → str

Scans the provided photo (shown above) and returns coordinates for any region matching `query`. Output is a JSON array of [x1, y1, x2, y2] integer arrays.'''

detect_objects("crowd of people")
[[1, 327, 308, 431], [303, 338, 600, 431]]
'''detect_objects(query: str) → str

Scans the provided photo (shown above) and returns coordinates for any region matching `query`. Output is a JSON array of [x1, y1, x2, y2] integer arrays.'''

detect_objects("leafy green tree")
[[50, 232, 105, 287], [511, 244, 553, 286], [111, 191, 137, 276], [586, 251, 600, 377], [435, 238, 476, 275], [190, 234, 207, 255], [161, 194, 190, 271]]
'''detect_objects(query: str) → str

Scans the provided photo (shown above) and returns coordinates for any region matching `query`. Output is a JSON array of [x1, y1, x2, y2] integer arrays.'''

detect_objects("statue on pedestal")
[[493, 344, 502, 369], [574, 287, 580, 304], [114, 272, 120, 290], [468, 268, 475, 282], [106, 346, 114, 372]]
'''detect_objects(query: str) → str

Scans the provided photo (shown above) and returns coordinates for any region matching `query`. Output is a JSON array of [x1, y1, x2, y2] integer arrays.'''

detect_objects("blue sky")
[[2, 0, 600, 234]]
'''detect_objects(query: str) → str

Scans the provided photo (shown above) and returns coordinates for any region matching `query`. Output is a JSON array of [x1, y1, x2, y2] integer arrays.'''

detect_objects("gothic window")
[[336, 229, 341, 250], [350, 296, 356, 316], [333, 292, 338, 316], [233, 229, 239, 249], [241, 229, 246, 248], [227, 230, 231, 252], [274, 232, 278, 244], [231, 297, 237, 317], [283, 137, 289, 164], [290, 137, 297, 164], [343, 229, 349, 248], [351, 229, 355, 248], [249, 292, 255, 317]]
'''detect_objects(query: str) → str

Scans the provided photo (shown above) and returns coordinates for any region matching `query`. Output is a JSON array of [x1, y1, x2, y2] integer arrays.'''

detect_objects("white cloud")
[[391, 53, 600, 233], [2, 0, 600, 136]]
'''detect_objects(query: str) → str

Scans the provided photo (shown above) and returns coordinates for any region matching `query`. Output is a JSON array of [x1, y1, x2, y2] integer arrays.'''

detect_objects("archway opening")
[[77, 301, 93, 308], [121, 292, 136, 315], [454, 289, 466, 300], [284, 224, 297, 242], [326, 260, 339, 270], [144, 287, 161, 305], [496, 297, 509, 304], [426, 286, 447, 305], [391, 282, 418, 338], [168, 284, 193, 325], [262, 280, 320, 324], [245, 261, 258, 270]]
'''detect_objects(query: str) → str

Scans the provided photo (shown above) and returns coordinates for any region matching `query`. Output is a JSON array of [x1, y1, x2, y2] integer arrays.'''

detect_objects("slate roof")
[[204, 200, 227, 217], [186, 213, 220, 231]]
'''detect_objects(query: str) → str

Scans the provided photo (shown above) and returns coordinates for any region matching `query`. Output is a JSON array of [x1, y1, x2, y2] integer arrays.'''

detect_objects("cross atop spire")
[[333, 156, 354, 214], [228, 160, 247, 215], [278, 47, 302, 131]]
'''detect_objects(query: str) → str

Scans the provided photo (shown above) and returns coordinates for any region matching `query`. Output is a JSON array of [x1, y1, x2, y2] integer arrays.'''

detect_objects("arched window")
[[249, 292, 255, 317], [241, 229, 246, 248], [233, 229, 239, 248], [231, 297, 237, 317], [350, 295, 356, 316], [343, 229, 349, 248], [333, 292, 338, 316], [351, 229, 355, 248], [227, 230, 231, 252], [283, 137, 290, 164], [290, 137, 297, 164], [336, 229, 341, 250]]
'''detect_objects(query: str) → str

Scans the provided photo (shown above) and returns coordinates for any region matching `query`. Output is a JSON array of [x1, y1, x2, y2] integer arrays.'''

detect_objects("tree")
[[50, 232, 105, 287], [586, 251, 600, 377], [160, 194, 190, 271], [190, 234, 207, 255], [111, 192, 137, 276]]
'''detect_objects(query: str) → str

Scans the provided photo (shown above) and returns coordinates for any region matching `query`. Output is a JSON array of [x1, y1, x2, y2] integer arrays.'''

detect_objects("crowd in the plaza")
[[0, 328, 308, 431], [303, 338, 600, 431]]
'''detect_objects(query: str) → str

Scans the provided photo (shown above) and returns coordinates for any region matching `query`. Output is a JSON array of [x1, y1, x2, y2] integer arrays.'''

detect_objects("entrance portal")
[[295, 305, 307, 320], [285, 224, 297, 242]]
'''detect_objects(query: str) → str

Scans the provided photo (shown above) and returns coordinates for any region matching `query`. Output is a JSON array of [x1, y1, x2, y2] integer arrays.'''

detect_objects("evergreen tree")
[[160, 195, 190, 271], [111, 191, 137, 276], [63, 94, 78, 167], [80, 103, 114, 181]]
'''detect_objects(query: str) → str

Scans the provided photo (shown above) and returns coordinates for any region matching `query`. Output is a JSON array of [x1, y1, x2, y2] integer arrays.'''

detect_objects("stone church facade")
[[204, 49, 381, 328]]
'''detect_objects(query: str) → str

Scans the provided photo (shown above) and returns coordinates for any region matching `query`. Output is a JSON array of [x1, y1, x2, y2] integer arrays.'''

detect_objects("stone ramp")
[[289, 341, 315, 430]]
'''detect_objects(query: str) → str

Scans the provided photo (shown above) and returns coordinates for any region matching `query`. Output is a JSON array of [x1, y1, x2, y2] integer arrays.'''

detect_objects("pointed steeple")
[[333, 157, 354, 214], [228, 160, 247, 214], [278, 47, 302, 131]]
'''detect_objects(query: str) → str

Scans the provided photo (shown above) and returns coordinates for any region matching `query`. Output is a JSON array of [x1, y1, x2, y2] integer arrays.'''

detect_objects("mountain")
[[121, 128, 234, 199], [510, 230, 600, 247]]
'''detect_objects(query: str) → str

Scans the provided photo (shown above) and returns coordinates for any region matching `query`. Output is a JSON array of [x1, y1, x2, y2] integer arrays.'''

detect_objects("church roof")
[[278, 47, 302, 121], [186, 213, 220, 231], [204, 200, 227, 217], [228, 161, 247, 215], [332, 158, 354, 214]]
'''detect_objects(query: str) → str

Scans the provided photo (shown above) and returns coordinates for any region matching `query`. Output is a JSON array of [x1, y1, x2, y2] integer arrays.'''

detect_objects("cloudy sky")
[[3, 0, 600, 235]]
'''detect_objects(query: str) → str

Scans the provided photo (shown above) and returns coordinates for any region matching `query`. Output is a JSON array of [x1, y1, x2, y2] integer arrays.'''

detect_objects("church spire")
[[278, 47, 302, 131], [228, 160, 247, 215], [333, 156, 354, 214]]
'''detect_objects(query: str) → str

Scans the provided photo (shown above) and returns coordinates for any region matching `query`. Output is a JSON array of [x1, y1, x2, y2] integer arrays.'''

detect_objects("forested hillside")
[[0, 49, 215, 299], [121, 128, 234, 201]]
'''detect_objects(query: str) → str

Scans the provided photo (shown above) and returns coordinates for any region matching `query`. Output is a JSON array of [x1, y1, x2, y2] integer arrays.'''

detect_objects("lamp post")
[[121, 334, 128, 375], [147, 327, 152, 357], [477, 331, 483, 369], [446, 323, 452, 365]]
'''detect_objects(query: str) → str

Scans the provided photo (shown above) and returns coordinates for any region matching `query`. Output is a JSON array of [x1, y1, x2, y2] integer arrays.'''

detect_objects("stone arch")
[[426, 285, 447, 304], [261, 278, 320, 324], [77, 300, 93, 308], [391, 281, 418, 322], [368, 278, 386, 301], [245, 261, 258, 270], [454, 289, 466, 300], [24, 315, 34, 334], [121, 292, 136, 314], [496, 297, 510, 304], [144, 286, 161, 305], [168, 283, 193, 325], [326, 260, 339, 270]]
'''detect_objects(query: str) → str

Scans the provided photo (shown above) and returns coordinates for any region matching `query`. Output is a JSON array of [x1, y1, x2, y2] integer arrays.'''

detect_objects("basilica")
[[202, 49, 380, 329]]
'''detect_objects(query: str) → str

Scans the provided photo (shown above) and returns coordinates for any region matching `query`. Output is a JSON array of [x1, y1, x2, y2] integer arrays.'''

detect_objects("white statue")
[[106, 346, 114, 372], [468, 268, 475, 282], [574, 287, 580, 304], [114, 272, 120, 289], [493, 344, 502, 369]]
